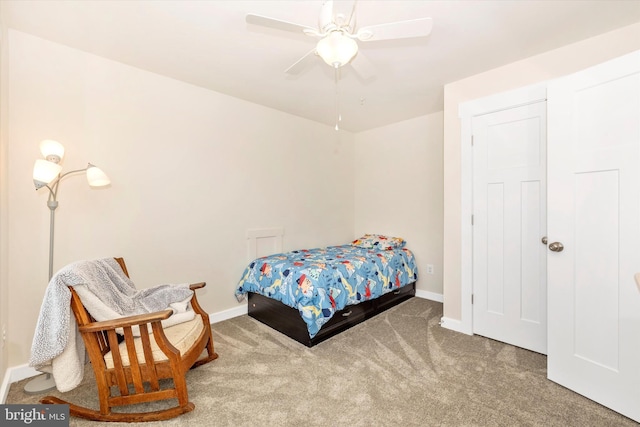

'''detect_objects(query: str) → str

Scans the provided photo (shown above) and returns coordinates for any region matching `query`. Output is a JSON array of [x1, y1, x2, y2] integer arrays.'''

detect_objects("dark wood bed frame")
[[247, 282, 416, 347]]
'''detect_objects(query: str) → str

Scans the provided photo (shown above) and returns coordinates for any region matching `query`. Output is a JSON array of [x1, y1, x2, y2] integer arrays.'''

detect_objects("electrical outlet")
[[427, 264, 434, 274]]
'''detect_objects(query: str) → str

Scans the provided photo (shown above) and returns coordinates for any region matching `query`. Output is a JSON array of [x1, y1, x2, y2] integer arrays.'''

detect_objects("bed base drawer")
[[247, 282, 416, 347]]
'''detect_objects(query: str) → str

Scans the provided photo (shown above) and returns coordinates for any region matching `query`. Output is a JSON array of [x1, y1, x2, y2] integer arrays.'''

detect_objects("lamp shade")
[[86, 164, 110, 187], [39, 140, 65, 163], [316, 31, 358, 67], [33, 159, 62, 189]]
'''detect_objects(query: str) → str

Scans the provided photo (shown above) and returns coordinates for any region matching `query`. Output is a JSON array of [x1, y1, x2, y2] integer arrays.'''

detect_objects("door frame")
[[448, 83, 547, 335]]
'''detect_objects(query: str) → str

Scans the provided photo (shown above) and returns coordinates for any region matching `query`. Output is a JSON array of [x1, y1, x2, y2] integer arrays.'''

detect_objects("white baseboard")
[[440, 316, 473, 335], [415, 290, 443, 303], [415, 292, 473, 335], [0, 368, 10, 404], [1, 364, 41, 403], [209, 304, 247, 324]]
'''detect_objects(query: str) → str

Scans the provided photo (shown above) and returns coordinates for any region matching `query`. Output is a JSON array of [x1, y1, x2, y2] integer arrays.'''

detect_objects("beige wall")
[[5, 18, 639, 385], [354, 113, 444, 297], [0, 3, 9, 389], [443, 23, 640, 321], [5, 30, 356, 367]]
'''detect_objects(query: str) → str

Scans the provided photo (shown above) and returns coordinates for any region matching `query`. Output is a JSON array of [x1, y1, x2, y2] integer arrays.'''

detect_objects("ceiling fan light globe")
[[316, 32, 358, 67]]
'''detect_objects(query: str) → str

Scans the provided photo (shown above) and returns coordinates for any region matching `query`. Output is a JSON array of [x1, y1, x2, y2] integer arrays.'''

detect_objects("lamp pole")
[[41, 166, 93, 279], [26, 145, 110, 394], [47, 200, 57, 280]]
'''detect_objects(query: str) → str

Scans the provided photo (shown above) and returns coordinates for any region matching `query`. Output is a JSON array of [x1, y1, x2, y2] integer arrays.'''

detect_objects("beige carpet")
[[6, 298, 637, 426]]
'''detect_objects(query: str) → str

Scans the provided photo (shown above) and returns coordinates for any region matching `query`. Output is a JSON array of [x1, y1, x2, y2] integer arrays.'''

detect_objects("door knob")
[[541, 236, 548, 245], [549, 242, 564, 252]]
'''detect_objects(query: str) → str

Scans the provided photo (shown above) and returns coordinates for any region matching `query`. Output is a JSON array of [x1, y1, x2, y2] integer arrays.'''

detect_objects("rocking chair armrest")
[[187, 283, 209, 320], [78, 309, 174, 333], [189, 282, 206, 291]]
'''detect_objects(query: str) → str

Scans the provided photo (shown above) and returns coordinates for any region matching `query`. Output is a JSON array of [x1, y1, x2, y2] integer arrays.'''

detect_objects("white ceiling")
[[3, 0, 640, 132]]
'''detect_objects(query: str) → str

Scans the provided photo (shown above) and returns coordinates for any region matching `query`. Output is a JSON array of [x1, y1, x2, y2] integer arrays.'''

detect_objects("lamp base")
[[23, 373, 56, 395]]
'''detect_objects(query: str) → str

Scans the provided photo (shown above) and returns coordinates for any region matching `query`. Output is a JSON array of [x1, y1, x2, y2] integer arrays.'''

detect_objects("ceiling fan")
[[246, 0, 433, 76]]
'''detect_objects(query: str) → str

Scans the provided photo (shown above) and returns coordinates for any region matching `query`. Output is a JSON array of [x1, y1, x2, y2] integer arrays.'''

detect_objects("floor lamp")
[[24, 139, 110, 394]]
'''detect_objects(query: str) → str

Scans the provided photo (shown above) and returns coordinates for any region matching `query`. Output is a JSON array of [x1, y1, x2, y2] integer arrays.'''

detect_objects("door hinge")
[[471, 135, 474, 146], [471, 215, 474, 225], [471, 294, 474, 304]]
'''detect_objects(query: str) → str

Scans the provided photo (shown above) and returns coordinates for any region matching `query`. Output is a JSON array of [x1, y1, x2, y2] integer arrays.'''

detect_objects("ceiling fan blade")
[[319, 1, 334, 32], [285, 48, 318, 75], [356, 17, 433, 42], [349, 51, 375, 81], [246, 13, 317, 35], [346, 1, 357, 32], [331, 0, 357, 31]]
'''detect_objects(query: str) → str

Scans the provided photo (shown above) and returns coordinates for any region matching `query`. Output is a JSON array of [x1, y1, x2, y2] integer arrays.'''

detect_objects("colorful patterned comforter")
[[235, 244, 418, 338]]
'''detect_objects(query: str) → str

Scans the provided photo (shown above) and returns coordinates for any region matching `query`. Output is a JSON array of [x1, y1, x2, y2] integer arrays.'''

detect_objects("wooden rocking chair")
[[41, 257, 219, 422]]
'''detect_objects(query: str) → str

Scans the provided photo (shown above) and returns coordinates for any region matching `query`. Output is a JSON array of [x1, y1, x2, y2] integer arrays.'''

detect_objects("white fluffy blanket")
[[29, 258, 194, 392]]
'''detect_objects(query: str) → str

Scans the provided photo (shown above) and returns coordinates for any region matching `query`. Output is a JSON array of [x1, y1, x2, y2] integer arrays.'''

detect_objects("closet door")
[[472, 101, 547, 354], [547, 50, 640, 422]]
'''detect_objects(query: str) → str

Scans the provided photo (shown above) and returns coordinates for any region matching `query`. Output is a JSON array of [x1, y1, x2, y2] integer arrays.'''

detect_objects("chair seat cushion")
[[104, 314, 204, 369]]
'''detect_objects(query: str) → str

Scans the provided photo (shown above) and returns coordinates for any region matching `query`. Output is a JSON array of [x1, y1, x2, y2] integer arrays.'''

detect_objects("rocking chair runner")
[[40, 257, 219, 422]]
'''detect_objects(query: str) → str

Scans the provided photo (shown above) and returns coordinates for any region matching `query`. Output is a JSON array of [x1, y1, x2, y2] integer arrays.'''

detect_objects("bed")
[[235, 234, 418, 346]]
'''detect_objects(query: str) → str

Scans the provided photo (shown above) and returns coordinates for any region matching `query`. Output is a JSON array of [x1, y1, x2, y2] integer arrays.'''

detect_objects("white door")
[[547, 50, 640, 422], [472, 101, 547, 354]]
